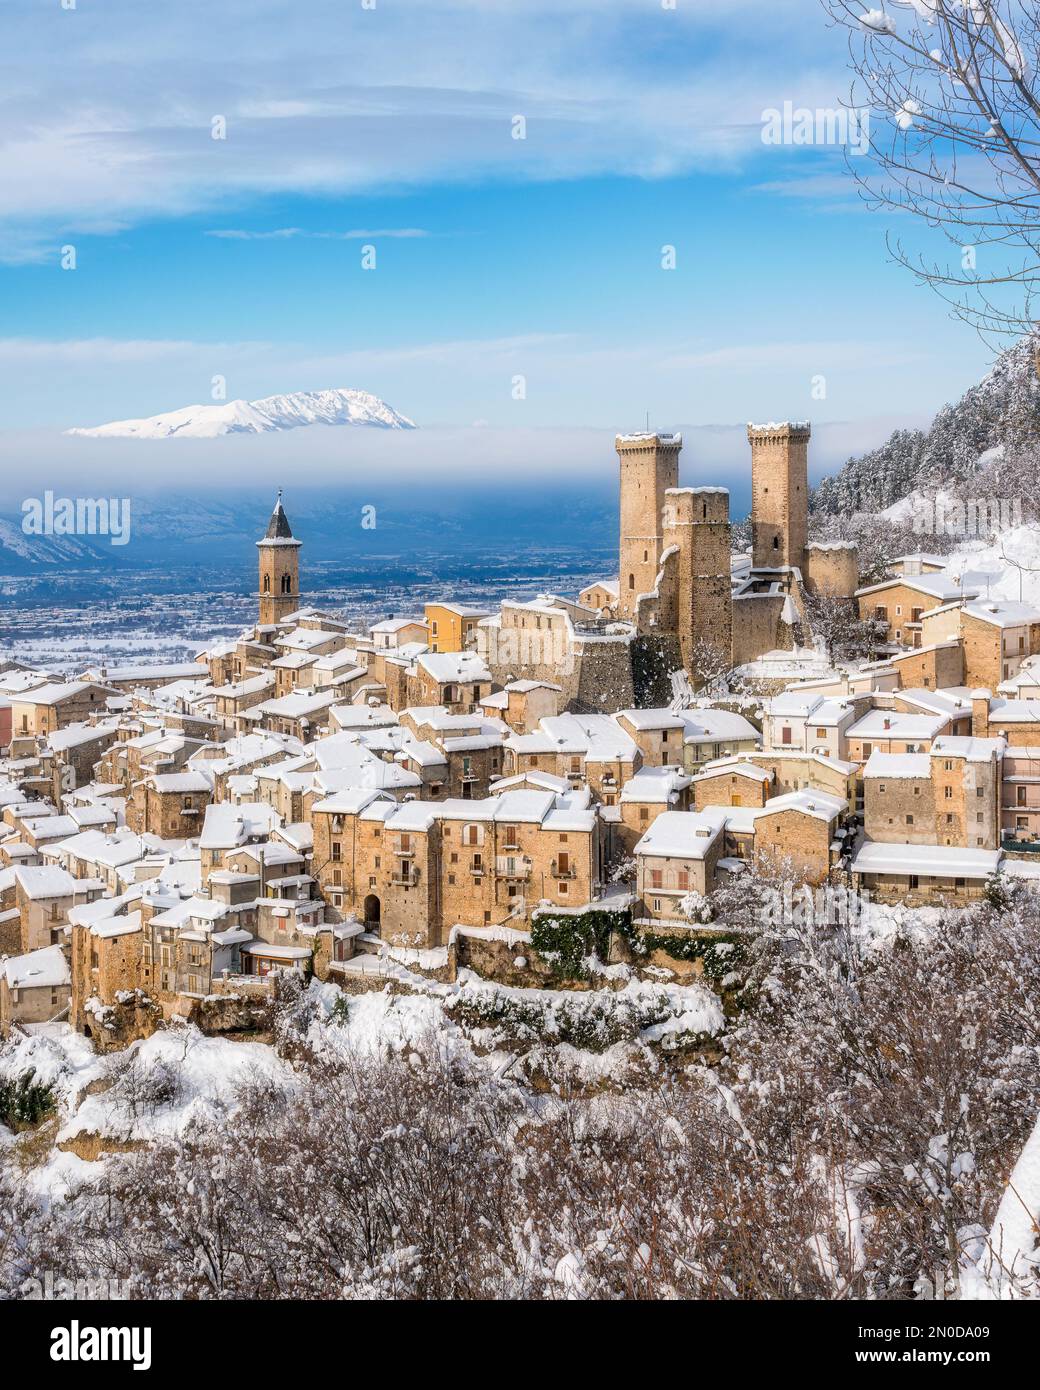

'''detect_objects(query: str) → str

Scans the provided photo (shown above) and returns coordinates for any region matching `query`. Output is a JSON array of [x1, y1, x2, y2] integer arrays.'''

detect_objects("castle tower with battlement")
[[616, 432, 682, 620], [748, 421, 810, 572], [256, 491, 302, 628], [662, 485, 733, 676]]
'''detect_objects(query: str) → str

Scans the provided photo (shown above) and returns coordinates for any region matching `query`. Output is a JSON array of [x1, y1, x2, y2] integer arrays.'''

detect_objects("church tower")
[[256, 491, 301, 628], [748, 422, 810, 571], [616, 432, 682, 620]]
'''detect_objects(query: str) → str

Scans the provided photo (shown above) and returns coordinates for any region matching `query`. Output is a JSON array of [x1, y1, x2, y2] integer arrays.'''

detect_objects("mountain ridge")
[[66, 387, 417, 439]]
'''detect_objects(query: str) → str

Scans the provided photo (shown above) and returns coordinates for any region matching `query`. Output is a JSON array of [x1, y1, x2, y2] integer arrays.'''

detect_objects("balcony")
[[496, 856, 531, 880], [551, 861, 576, 880]]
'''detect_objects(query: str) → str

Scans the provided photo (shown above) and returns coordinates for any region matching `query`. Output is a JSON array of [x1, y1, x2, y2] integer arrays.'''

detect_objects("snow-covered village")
[[2, 0, 1040, 1353]]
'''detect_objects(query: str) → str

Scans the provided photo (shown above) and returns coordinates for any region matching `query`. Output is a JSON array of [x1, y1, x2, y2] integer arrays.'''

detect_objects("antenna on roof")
[[645, 410, 650, 433]]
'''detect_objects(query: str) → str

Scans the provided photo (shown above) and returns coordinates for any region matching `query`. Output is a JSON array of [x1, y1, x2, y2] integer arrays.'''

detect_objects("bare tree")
[[824, 0, 1040, 343]]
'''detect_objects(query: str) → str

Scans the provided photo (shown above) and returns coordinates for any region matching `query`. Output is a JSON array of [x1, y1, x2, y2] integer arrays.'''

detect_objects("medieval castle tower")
[[617, 432, 682, 620], [615, 432, 733, 681], [748, 421, 810, 570], [256, 491, 301, 628], [607, 421, 859, 684]]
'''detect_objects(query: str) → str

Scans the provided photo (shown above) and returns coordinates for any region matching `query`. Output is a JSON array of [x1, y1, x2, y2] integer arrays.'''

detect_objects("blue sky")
[[0, 0, 999, 496]]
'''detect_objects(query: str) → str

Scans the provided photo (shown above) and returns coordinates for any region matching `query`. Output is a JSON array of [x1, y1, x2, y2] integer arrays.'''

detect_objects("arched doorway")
[[363, 893, 381, 935]]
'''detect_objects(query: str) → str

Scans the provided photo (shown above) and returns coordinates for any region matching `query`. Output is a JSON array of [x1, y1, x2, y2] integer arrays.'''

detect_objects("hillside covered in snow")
[[66, 388, 417, 439], [813, 336, 1040, 516]]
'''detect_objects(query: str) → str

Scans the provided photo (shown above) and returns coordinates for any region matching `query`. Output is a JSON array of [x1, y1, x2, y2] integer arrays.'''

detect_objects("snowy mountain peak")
[[65, 388, 417, 439]]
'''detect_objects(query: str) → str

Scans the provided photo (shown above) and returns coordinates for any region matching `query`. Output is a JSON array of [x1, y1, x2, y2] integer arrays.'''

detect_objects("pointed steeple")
[[264, 489, 294, 540]]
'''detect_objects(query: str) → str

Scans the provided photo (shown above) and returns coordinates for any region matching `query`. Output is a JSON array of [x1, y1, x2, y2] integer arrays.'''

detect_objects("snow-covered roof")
[[620, 767, 693, 802], [91, 909, 143, 939], [930, 735, 1006, 761], [3, 944, 70, 991], [757, 789, 846, 823], [963, 599, 1040, 629], [846, 710, 950, 740], [199, 802, 281, 849], [852, 842, 1000, 879], [416, 651, 492, 684], [14, 864, 79, 899], [988, 699, 1040, 725], [634, 809, 725, 859]]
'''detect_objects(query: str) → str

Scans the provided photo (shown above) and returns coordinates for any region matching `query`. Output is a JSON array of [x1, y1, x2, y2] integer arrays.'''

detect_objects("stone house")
[[855, 574, 972, 647], [0, 945, 71, 1037], [8, 681, 118, 738], [692, 760, 774, 812], [311, 786, 600, 947], [752, 789, 847, 885], [851, 842, 1001, 905], [423, 603, 490, 654], [14, 864, 105, 952], [407, 651, 494, 714], [479, 679, 561, 734], [617, 767, 694, 855], [1001, 746, 1040, 843], [127, 770, 213, 839], [69, 910, 144, 1038], [633, 809, 727, 921]]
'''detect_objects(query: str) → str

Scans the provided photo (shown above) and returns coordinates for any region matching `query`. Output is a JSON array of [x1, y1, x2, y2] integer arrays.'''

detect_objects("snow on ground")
[[0, 1024, 104, 1113], [947, 523, 1040, 607], [58, 1028, 294, 1145], [963, 1111, 1040, 1299]]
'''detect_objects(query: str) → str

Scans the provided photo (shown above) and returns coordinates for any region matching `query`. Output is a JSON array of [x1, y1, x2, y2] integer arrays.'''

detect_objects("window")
[[557, 851, 570, 875], [906, 814, 914, 825], [944, 786, 952, 799], [1018, 786, 1028, 806], [650, 869, 663, 888], [640, 807, 649, 822], [628, 574, 635, 590], [677, 870, 689, 891]]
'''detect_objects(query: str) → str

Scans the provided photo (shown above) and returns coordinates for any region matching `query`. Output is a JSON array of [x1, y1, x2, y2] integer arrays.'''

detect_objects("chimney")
[[971, 688, 990, 738]]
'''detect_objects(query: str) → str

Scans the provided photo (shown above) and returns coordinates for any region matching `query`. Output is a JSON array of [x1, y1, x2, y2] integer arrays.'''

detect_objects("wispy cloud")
[[205, 227, 431, 241], [0, 0, 853, 254]]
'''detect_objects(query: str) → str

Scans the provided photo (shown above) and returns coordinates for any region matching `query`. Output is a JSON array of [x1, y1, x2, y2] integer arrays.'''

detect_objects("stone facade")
[[748, 422, 810, 570]]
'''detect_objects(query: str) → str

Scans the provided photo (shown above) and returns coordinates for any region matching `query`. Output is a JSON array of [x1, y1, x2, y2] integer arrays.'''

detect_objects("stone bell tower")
[[616, 431, 682, 620], [256, 490, 301, 628], [748, 421, 810, 572]]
